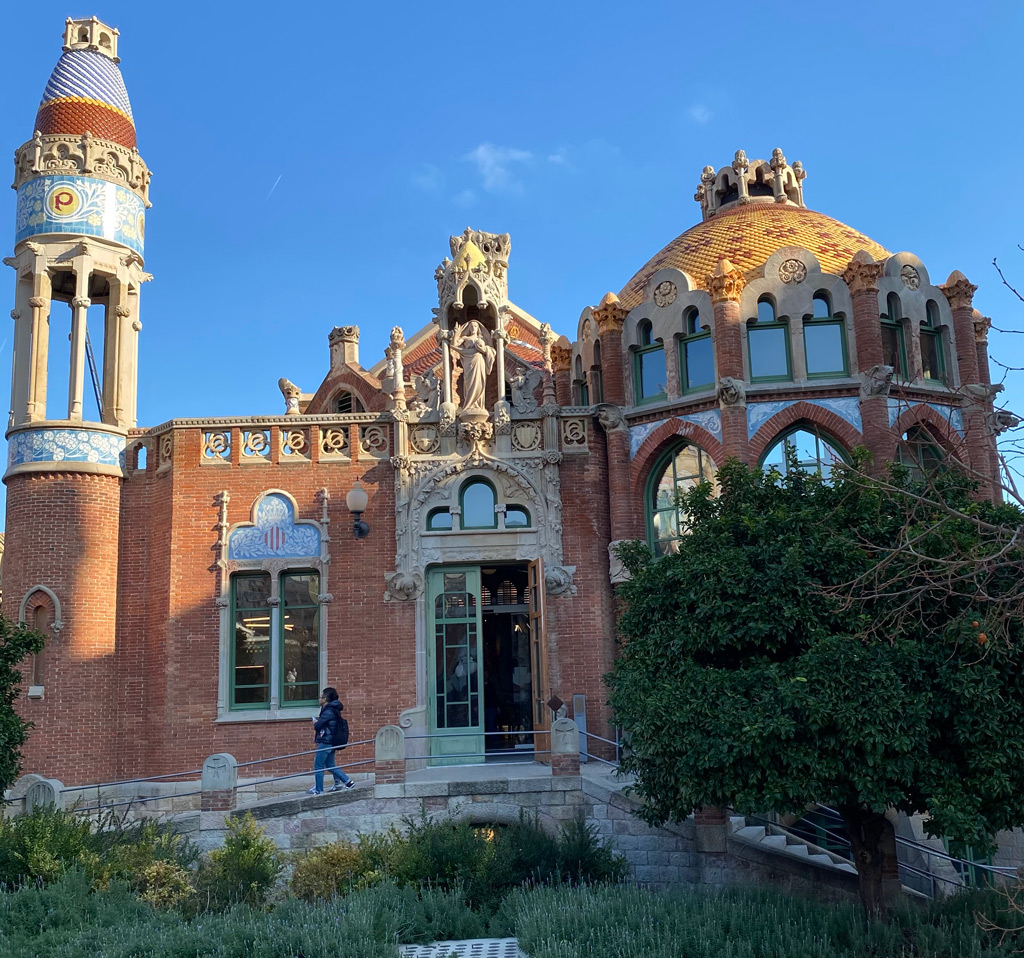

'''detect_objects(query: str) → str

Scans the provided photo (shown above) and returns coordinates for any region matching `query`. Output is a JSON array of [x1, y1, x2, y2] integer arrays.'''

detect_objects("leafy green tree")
[[607, 458, 1024, 916], [0, 612, 45, 791]]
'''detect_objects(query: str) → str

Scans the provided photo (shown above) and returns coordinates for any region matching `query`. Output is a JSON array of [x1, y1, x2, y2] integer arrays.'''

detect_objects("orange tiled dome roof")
[[618, 203, 890, 310]]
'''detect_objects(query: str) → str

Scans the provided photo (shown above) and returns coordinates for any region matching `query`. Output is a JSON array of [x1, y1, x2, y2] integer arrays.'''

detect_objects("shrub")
[[194, 813, 281, 910], [555, 810, 627, 884], [0, 806, 94, 886], [290, 840, 376, 902], [137, 860, 194, 909]]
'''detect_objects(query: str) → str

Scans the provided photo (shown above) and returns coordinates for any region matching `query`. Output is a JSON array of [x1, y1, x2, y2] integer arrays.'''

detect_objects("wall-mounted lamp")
[[346, 478, 370, 539]]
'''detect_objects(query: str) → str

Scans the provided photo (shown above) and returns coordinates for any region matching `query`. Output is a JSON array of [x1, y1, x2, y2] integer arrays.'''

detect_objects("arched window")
[[31, 606, 47, 688], [335, 391, 363, 413], [748, 296, 791, 381], [591, 341, 604, 404], [761, 427, 846, 480], [803, 291, 848, 378], [921, 300, 947, 383], [573, 356, 589, 406], [427, 508, 453, 531], [460, 479, 497, 529], [898, 425, 945, 480], [505, 506, 530, 528], [679, 308, 714, 392], [646, 443, 717, 555], [881, 294, 907, 381], [634, 320, 667, 403]]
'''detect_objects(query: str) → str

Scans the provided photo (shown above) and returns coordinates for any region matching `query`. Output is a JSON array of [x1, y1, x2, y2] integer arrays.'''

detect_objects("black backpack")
[[334, 716, 350, 749]]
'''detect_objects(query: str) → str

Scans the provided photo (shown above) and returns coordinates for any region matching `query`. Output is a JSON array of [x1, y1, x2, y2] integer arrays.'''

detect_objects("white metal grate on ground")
[[398, 938, 524, 958]]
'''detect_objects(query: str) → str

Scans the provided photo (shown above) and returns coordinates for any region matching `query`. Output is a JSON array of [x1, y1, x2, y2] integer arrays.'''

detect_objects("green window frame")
[[760, 427, 847, 481], [881, 293, 908, 382], [748, 297, 792, 382], [573, 356, 589, 405], [921, 300, 947, 384], [505, 506, 530, 528], [645, 443, 717, 556], [427, 507, 453, 531], [634, 320, 667, 404], [898, 425, 945, 481], [460, 479, 498, 530], [679, 308, 714, 392], [803, 292, 849, 378], [230, 570, 321, 711], [591, 341, 604, 404]]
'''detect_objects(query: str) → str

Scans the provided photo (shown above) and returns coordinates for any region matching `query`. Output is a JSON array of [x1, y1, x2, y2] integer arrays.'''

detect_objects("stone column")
[[551, 338, 572, 406], [592, 292, 627, 407], [597, 404, 640, 553], [694, 805, 730, 886], [375, 724, 406, 785], [201, 753, 238, 811], [973, 312, 992, 387], [842, 253, 895, 472], [68, 296, 89, 420], [10, 284, 34, 426], [27, 291, 51, 422], [550, 717, 581, 776], [942, 271, 995, 498], [707, 259, 748, 462]]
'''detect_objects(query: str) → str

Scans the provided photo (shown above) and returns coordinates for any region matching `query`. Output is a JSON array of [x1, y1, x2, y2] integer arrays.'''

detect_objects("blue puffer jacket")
[[314, 699, 343, 746]]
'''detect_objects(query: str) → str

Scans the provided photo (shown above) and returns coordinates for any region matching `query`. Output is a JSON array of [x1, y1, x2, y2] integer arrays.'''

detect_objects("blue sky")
[[2, 1, 1023, 508]]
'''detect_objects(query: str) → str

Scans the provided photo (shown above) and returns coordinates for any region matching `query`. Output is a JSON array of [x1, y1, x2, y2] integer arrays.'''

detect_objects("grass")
[[0, 870, 1019, 957]]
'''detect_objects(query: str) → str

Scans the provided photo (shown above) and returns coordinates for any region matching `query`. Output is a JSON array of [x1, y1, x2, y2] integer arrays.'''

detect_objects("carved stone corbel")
[[595, 403, 627, 433], [717, 376, 746, 407], [385, 571, 422, 602], [859, 364, 894, 400]]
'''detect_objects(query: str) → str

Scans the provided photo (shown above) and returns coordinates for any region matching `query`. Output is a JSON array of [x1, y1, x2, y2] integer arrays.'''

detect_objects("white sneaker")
[[330, 781, 355, 792], [307, 786, 322, 795]]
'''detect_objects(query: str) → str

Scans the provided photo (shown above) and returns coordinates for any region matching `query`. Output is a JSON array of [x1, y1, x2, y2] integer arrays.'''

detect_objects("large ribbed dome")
[[35, 49, 136, 148], [618, 203, 890, 310]]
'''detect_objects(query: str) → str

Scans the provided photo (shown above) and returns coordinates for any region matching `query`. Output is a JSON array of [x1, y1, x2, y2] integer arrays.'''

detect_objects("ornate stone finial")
[[972, 309, 992, 345], [550, 336, 572, 374], [438, 228, 511, 315], [383, 327, 407, 411], [770, 147, 786, 172], [696, 149, 806, 220], [592, 292, 627, 334], [842, 250, 883, 294], [732, 149, 749, 175], [538, 323, 555, 370], [63, 16, 120, 62], [706, 258, 745, 303], [278, 377, 301, 415], [328, 325, 359, 369], [941, 269, 978, 311]]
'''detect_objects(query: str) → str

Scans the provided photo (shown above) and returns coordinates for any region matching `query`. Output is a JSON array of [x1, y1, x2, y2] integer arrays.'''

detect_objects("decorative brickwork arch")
[[748, 400, 863, 464], [631, 418, 724, 503], [18, 585, 63, 632], [893, 405, 969, 463]]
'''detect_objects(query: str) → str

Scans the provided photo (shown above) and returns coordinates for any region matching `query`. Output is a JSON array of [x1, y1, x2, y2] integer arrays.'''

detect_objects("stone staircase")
[[728, 815, 858, 876]]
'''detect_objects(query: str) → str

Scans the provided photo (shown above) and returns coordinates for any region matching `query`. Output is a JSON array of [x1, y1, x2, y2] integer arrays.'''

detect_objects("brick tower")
[[4, 18, 152, 782]]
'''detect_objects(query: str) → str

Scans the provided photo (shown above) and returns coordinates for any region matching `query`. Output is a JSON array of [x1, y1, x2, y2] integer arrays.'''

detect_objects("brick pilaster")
[[592, 293, 627, 407], [707, 259, 749, 463], [843, 252, 895, 472], [551, 339, 572, 406]]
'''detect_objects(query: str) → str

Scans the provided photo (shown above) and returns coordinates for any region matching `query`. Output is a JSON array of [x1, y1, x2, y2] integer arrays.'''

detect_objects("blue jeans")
[[313, 745, 351, 792]]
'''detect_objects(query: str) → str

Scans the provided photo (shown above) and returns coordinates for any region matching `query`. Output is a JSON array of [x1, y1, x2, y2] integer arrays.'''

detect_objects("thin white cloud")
[[689, 104, 712, 124], [465, 143, 533, 192], [453, 188, 477, 208], [412, 164, 442, 192], [547, 148, 569, 165]]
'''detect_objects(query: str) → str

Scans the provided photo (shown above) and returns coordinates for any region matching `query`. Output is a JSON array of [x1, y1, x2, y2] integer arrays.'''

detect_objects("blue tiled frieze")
[[228, 493, 321, 560], [7, 426, 126, 468]]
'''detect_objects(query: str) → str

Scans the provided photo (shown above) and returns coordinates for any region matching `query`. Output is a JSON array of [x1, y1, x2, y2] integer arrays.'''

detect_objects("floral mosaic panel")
[[887, 398, 964, 436], [16, 175, 145, 254], [227, 493, 321, 560], [8, 427, 126, 468], [747, 397, 862, 440]]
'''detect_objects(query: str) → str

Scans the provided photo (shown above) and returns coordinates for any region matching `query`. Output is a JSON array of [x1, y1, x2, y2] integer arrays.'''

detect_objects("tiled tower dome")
[[34, 18, 135, 148], [618, 149, 890, 310]]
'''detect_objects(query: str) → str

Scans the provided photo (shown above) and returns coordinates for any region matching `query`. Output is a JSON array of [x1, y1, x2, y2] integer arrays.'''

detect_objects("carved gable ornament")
[[228, 492, 321, 560]]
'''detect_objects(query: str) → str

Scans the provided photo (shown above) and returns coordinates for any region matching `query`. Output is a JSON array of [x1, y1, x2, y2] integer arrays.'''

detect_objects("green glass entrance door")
[[427, 567, 484, 765]]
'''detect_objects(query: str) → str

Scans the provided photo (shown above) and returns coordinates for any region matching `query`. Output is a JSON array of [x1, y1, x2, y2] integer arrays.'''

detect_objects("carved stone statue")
[[510, 365, 541, 414], [717, 377, 746, 407], [410, 369, 441, 415], [278, 378, 301, 415], [452, 320, 495, 421], [859, 364, 894, 400]]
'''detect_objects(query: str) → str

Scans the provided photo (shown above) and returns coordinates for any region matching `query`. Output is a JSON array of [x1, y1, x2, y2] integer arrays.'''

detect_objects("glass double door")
[[427, 562, 550, 765]]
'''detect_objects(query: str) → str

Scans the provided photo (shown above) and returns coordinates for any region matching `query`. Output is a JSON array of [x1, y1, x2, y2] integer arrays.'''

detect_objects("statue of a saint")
[[452, 320, 495, 418]]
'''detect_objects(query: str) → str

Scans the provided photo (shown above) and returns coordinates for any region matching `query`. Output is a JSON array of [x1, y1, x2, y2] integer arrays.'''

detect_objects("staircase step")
[[735, 825, 766, 842], [785, 843, 810, 857], [836, 863, 857, 874], [729, 816, 747, 830], [808, 854, 834, 867], [761, 834, 788, 850]]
